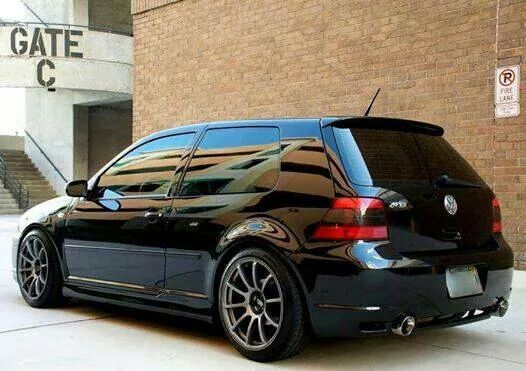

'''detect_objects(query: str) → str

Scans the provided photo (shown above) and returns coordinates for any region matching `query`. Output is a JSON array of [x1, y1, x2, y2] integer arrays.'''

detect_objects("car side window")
[[179, 127, 280, 196], [95, 133, 194, 198]]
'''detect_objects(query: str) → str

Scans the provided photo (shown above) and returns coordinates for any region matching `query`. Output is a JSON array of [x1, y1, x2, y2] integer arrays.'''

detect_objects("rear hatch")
[[329, 118, 496, 253]]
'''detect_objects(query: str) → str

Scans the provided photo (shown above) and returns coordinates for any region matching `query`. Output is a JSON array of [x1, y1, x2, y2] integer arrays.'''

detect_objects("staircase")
[[0, 150, 58, 212], [0, 182, 24, 214]]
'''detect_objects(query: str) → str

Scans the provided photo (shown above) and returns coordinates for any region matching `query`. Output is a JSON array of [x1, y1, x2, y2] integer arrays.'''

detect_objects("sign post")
[[495, 65, 520, 118]]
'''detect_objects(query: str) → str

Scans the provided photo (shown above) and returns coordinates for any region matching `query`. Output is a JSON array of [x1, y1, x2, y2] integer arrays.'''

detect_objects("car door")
[[164, 126, 281, 298], [64, 131, 196, 293]]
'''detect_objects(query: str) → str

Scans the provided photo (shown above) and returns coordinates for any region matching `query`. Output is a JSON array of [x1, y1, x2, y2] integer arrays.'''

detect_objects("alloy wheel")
[[18, 236, 49, 300], [221, 257, 284, 351]]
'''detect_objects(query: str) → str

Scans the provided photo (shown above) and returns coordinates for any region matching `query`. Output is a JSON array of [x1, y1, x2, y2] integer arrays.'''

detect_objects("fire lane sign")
[[495, 65, 520, 118]]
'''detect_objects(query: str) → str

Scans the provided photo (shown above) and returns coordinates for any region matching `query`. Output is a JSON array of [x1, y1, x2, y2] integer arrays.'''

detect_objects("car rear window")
[[332, 126, 484, 187]]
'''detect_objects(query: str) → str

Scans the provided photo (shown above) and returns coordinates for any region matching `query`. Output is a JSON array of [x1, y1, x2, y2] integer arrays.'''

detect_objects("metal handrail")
[[0, 155, 29, 209], [24, 130, 68, 184], [0, 20, 132, 37]]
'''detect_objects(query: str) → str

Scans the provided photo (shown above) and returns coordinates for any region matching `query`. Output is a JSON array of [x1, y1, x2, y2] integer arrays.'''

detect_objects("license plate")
[[446, 265, 483, 298]]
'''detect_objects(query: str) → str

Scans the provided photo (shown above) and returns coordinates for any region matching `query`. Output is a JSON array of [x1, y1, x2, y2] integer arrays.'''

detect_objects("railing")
[[24, 130, 68, 184], [0, 156, 29, 209], [0, 21, 132, 37]]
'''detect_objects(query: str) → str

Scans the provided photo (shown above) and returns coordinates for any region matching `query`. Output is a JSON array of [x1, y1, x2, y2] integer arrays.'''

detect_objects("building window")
[[180, 127, 280, 196], [96, 133, 194, 198]]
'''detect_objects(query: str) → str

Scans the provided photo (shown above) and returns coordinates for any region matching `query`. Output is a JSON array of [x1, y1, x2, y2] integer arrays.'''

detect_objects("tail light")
[[312, 197, 388, 241], [492, 198, 502, 233]]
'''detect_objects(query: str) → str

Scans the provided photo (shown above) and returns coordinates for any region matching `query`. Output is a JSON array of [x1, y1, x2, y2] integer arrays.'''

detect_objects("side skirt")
[[63, 285, 214, 324]]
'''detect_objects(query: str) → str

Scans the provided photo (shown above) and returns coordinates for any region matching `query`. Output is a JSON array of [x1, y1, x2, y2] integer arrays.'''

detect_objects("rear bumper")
[[292, 236, 514, 338]]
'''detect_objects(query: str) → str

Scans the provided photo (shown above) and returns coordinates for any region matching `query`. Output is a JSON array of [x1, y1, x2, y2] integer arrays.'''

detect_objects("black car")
[[12, 117, 513, 362]]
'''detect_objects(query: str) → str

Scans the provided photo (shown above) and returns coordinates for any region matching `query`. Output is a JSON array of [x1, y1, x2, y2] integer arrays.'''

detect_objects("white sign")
[[495, 65, 520, 104], [495, 65, 520, 118], [495, 103, 520, 118]]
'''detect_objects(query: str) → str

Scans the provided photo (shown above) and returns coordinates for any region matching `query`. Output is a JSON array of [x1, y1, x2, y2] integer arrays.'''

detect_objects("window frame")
[[91, 131, 197, 201], [174, 125, 282, 198]]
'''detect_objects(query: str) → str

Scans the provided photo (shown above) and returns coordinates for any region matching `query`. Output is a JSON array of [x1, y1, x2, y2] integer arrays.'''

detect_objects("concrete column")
[[73, 105, 89, 180]]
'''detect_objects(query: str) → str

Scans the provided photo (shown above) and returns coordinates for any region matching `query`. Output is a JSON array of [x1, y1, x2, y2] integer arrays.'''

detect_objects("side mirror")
[[65, 180, 88, 197]]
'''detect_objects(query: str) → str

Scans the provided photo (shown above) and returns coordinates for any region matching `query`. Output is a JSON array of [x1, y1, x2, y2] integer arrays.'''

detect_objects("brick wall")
[[132, 0, 526, 268]]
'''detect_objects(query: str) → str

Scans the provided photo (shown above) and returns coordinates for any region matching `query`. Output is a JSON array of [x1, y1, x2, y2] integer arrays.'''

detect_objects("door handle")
[[145, 211, 164, 223]]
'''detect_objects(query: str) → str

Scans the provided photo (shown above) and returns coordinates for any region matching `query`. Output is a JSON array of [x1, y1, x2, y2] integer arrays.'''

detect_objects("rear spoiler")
[[322, 117, 444, 136]]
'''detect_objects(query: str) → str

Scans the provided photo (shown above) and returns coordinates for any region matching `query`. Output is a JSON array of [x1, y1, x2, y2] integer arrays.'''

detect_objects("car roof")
[[137, 116, 444, 145], [137, 118, 321, 144]]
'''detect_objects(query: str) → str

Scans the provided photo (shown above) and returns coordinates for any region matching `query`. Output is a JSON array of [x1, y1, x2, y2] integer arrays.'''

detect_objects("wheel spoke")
[[39, 274, 46, 285], [227, 282, 248, 297], [35, 277, 41, 296], [237, 265, 251, 290], [245, 316, 256, 346], [18, 268, 32, 273], [257, 316, 267, 343], [28, 277, 36, 297], [224, 302, 246, 309], [251, 261, 259, 290], [264, 312, 279, 327], [260, 274, 272, 291], [31, 240, 40, 260], [230, 312, 249, 331], [38, 245, 45, 260], [26, 243, 36, 260], [22, 275, 32, 287], [266, 297, 281, 304], [20, 254, 32, 264]]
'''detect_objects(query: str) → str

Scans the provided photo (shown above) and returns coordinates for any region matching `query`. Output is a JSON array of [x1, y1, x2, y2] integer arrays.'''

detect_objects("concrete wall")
[[0, 27, 133, 93], [132, 0, 526, 268], [0, 88, 26, 136], [88, 106, 132, 177], [25, 89, 132, 193], [73, 105, 89, 180], [24, 89, 75, 193], [0, 135, 24, 151]]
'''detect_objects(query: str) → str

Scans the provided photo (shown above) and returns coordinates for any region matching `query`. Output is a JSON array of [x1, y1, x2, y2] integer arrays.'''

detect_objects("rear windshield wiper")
[[434, 174, 482, 189]]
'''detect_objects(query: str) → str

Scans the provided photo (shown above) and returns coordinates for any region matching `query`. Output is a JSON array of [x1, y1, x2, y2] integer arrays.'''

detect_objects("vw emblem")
[[444, 195, 458, 215]]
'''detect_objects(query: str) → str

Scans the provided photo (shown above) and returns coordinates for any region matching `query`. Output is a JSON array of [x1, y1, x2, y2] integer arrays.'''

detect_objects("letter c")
[[37, 59, 56, 87]]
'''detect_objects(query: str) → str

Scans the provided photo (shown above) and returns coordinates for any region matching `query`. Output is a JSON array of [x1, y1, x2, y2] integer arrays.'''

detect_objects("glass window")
[[96, 133, 194, 198], [333, 126, 483, 187], [180, 127, 280, 196]]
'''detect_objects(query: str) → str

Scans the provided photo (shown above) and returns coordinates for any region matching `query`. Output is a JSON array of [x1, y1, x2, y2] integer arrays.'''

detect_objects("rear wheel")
[[17, 230, 66, 308], [219, 248, 309, 362]]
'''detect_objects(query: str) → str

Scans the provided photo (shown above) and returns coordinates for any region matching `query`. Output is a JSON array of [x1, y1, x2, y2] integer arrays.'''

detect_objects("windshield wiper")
[[434, 174, 482, 188]]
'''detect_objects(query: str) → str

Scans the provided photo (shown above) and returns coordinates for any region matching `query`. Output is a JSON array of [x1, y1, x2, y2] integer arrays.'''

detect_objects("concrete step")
[[0, 209, 23, 214], [0, 149, 58, 209], [8, 167, 40, 172]]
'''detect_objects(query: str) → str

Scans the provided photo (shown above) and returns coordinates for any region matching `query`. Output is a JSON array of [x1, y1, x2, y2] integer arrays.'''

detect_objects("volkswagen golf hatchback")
[[13, 117, 513, 362]]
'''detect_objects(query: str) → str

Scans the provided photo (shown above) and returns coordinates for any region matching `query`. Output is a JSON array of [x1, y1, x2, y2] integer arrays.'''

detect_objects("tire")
[[17, 229, 67, 308], [218, 247, 310, 362]]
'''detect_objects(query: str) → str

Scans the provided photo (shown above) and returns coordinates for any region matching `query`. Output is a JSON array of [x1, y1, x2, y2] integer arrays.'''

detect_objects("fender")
[[216, 216, 301, 254], [208, 216, 308, 305], [17, 196, 74, 279]]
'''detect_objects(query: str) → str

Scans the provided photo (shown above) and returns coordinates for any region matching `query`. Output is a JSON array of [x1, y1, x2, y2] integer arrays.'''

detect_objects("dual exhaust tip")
[[391, 314, 416, 336], [494, 298, 509, 317], [391, 298, 509, 336]]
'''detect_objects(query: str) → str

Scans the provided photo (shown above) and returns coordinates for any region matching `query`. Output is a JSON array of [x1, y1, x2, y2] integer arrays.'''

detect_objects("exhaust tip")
[[392, 314, 416, 336], [494, 299, 509, 317]]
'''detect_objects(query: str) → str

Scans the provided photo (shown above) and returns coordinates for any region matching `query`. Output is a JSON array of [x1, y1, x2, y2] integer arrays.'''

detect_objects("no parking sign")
[[495, 65, 520, 118]]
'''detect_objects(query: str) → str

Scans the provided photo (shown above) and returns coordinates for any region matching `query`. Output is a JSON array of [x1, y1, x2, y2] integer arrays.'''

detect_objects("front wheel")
[[17, 230, 66, 308], [218, 248, 310, 362]]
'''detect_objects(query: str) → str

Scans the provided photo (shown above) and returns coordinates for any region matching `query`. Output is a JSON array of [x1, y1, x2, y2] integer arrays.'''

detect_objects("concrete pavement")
[[1, 214, 525, 370]]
